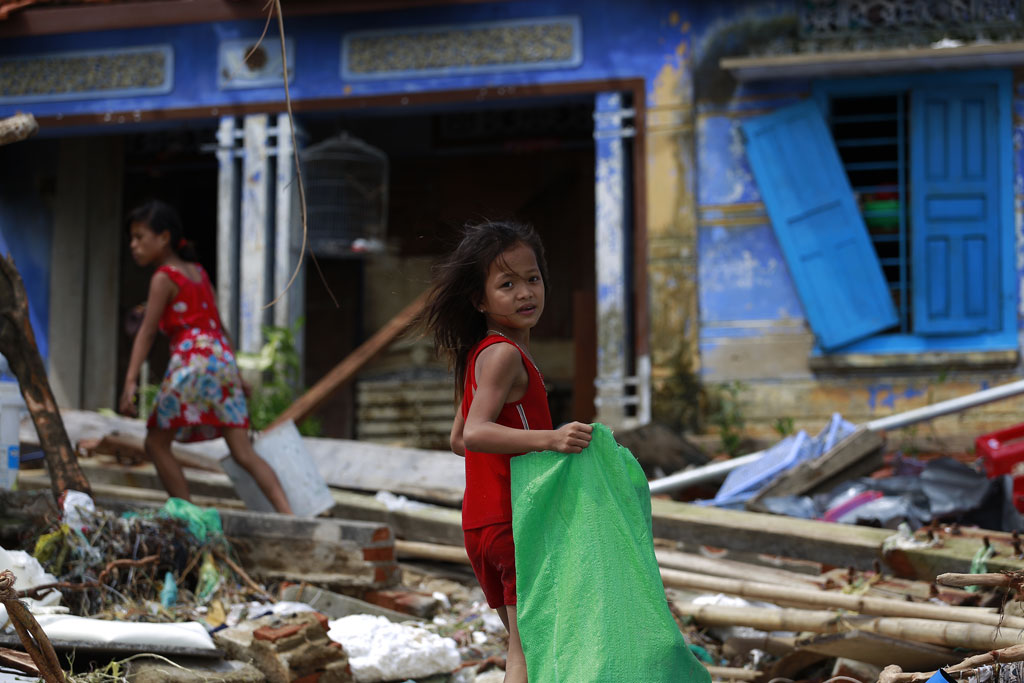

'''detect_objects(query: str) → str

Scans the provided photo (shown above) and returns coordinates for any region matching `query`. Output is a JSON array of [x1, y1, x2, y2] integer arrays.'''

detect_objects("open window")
[[743, 70, 1015, 356]]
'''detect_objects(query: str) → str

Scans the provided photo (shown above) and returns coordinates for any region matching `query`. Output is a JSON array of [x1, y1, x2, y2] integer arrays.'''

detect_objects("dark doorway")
[[299, 95, 597, 441], [117, 125, 219, 405]]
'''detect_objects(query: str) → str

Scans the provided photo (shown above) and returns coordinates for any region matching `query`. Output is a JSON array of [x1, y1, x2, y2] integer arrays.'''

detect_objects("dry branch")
[[0, 255, 90, 498], [877, 644, 1024, 683], [936, 572, 1018, 589]]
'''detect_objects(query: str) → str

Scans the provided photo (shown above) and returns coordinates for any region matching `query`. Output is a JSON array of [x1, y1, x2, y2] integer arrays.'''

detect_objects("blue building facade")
[[2, 0, 1023, 438]]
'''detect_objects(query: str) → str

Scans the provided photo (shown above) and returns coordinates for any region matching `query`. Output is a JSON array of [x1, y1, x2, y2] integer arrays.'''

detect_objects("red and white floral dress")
[[148, 264, 249, 442]]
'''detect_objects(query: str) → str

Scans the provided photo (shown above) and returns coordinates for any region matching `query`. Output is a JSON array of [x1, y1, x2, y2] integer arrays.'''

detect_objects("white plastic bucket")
[[0, 381, 23, 491], [219, 419, 334, 518]]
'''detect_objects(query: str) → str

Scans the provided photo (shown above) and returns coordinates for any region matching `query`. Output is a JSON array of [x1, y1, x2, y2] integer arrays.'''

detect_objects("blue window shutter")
[[742, 101, 898, 350], [910, 85, 1001, 334]]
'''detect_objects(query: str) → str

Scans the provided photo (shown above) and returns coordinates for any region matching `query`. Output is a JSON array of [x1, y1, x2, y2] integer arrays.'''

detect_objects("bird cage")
[[300, 132, 388, 256]]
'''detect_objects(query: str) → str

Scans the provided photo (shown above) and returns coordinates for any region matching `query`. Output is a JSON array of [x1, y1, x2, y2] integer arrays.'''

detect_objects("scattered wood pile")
[[9, 418, 1024, 682]]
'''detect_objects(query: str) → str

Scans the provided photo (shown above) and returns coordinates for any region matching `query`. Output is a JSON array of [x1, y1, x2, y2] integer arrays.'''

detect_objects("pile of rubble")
[[5, 379, 1024, 681]]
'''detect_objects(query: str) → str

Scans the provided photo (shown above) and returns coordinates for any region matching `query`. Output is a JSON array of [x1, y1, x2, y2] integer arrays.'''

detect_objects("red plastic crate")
[[975, 423, 1024, 512], [976, 423, 1024, 477]]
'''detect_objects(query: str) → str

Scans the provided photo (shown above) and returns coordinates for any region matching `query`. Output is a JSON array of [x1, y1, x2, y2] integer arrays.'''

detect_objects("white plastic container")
[[219, 419, 334, 518], [0, 381, 24, 491]]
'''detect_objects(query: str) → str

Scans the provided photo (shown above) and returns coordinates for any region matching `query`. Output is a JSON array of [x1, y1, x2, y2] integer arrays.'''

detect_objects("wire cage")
[[300, 132, 389, 256]]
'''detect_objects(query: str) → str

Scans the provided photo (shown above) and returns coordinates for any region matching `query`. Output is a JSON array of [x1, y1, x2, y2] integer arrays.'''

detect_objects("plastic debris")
[[195, 551, 222, 604], [59, 490, 95, 535], [159, 571, 177, 608], [326, 614, 461, 683]]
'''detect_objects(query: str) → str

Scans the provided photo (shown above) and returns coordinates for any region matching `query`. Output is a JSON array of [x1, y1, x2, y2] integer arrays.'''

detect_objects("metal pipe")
[[648, 451, 763, 495], [865, 378, 1024, 432], [648, 378, 1024, 495]]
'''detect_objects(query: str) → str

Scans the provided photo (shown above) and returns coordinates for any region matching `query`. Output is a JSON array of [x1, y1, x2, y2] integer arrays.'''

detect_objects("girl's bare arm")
[[450, 410, 466, 457], [120, 272, 175, 415], [463, 343, 591, 455]]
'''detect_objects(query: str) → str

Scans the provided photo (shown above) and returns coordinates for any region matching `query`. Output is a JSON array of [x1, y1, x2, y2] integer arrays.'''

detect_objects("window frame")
[[809, 69, 1016, 355]]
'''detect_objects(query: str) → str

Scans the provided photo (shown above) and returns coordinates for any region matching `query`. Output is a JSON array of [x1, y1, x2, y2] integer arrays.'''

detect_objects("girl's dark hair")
[[128, 199, 197, 261], [423, 220, 549, 402]]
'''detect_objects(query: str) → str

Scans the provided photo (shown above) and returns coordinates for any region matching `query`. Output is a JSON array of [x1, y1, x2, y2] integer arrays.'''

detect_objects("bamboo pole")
[[661, 567, 1024, 630], [704, 666, 761, 681], [674, 601, 1024, 650], [655, 547, 825, 588], [395, 539, 470, 565]]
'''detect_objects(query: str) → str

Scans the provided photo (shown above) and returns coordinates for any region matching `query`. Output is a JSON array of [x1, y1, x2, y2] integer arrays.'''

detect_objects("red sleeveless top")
[[460, 334, 552, 530]]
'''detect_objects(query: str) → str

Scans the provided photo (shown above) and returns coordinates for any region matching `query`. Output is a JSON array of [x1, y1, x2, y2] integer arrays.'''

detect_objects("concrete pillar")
[[273, 114, 304, 336], [240, 114, 270, 354], [216, 116, 240, 338], [593, 92, 633, 427]]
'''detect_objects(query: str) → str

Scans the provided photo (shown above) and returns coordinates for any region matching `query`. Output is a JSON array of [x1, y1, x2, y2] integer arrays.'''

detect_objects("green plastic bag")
[[160, 497, 223, 542], [511, 423, 711, 682]]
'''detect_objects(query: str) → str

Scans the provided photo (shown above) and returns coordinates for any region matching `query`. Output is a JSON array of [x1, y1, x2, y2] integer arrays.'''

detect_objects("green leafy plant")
[[709, 381, 747, 458], [773, 416, 795, 438], [237, 318, 322, 437], [651, 341, 706, 434]]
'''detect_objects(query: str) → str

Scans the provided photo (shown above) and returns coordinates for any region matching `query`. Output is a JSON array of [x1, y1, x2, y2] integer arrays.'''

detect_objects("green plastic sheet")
[[511, 423, 711, 682]]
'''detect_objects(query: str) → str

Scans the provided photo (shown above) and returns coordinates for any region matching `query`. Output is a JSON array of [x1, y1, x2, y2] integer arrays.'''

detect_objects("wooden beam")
[[747, 427, 885, 511], [651, 498, 1024, 580], [267, 289, 429, 431]]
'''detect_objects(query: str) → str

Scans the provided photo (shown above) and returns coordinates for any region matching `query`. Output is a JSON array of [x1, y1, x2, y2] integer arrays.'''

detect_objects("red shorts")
[[464, 522, 517, 608]]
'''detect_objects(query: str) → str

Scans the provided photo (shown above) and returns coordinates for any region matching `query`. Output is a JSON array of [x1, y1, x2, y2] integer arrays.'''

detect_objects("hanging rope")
[[0, 569, 65, 683]]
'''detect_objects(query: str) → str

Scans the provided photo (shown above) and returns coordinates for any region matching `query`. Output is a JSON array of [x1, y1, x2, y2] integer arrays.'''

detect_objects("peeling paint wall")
[[688, 1, 1024, 436]]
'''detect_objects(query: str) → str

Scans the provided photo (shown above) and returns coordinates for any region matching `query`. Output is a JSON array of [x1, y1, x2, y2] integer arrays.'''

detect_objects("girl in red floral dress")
[[119, 200, 293, 514]]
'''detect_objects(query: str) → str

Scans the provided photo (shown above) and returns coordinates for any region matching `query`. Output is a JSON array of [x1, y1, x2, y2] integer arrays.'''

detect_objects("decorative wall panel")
[[800, 0, 1023, 41], [341, 16, 581, 80], [0, 46, 173, 103]]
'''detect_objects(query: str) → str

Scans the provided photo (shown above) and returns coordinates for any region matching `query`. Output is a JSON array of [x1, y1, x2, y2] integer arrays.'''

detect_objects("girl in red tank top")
[[120, 200, 292, 514], [424, 221, 593, 683]]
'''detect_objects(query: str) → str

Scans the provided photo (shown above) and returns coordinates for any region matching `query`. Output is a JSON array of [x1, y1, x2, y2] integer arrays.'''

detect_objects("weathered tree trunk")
[[0, 114, 38, 147], [0, 255, 90, 498]]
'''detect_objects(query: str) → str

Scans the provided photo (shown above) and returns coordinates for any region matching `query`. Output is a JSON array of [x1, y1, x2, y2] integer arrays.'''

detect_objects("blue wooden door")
[[743, 101, 898, 350], [910, 85, 1001, 334]]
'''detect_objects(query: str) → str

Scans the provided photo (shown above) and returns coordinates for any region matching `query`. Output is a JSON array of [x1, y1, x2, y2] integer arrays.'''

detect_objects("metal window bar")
[[829, 93, 910, 333]]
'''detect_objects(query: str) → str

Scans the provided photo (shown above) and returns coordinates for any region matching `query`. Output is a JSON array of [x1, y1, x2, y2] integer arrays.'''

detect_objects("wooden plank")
[[748, 427, 885, 512], [267, 289, 429, 431], [796, 631, 959, 671], [651, 498, 1024, 580], [21, 410, 466, 506]]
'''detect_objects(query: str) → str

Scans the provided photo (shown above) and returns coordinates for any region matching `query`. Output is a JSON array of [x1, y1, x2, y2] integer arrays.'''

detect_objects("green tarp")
[[511, 423, 711, 682]]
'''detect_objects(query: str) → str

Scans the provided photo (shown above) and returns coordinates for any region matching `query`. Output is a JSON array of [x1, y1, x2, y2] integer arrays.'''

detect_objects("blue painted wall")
[[0, 1, 697, 119], [0, 143, 53, 363], [5, 0, 1018, 385]]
